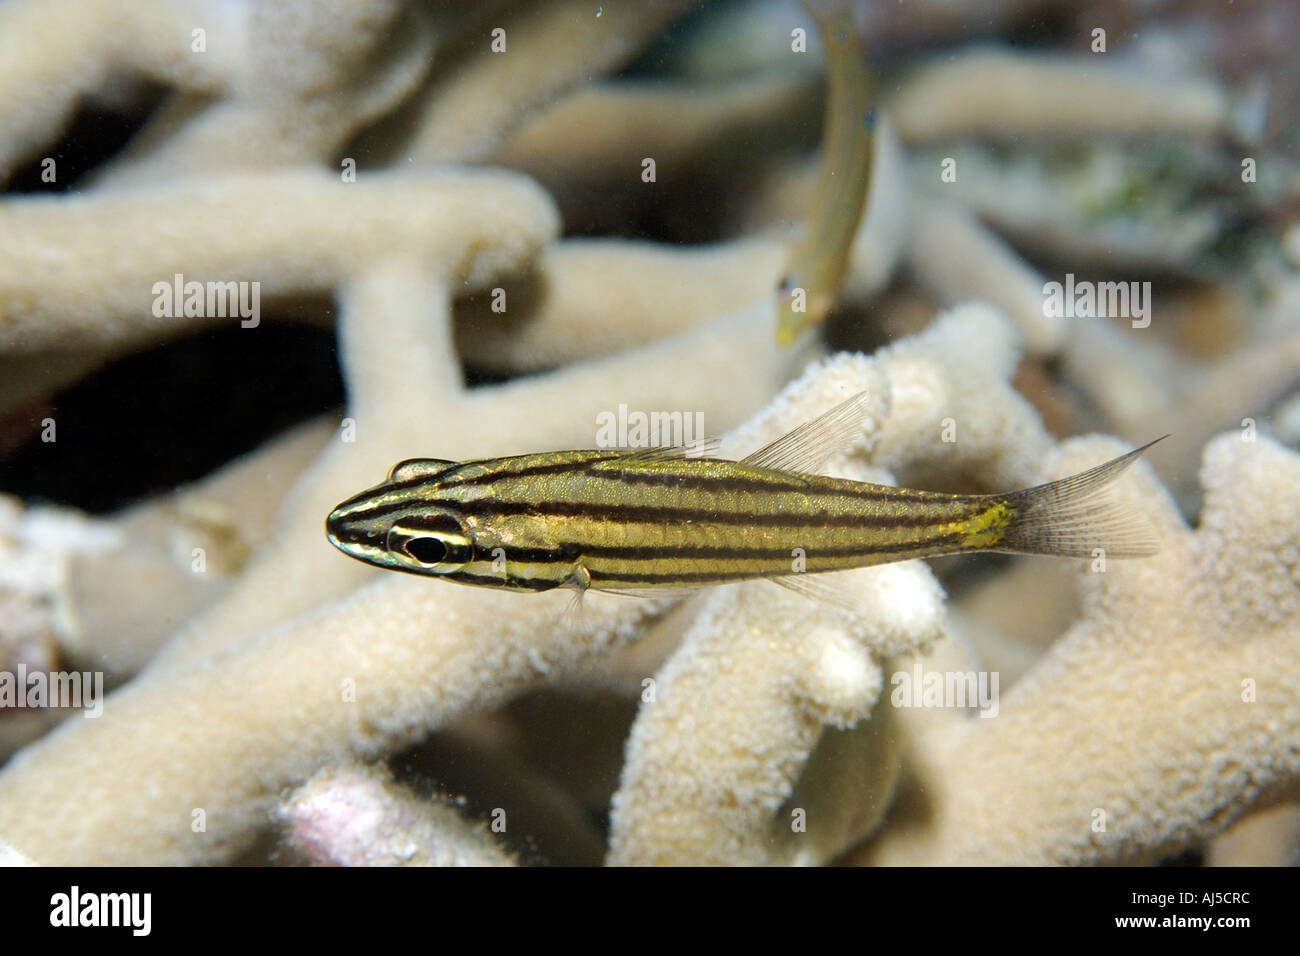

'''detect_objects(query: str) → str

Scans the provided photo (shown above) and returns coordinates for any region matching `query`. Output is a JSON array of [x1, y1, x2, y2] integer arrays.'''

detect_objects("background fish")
[[776, 9, 877, 345]]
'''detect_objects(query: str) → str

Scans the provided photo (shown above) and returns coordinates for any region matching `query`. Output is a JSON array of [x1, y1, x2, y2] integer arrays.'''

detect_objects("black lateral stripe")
[[346, 494, 975, 528], [341, 489, 970, 526], [340, 498, 436, 521], [590, 540, 965, 583], [344, 457, 624, 519], [395, 513, 465, 533], [452, 497, 974, 529], [381, 473, 453, 494], [498, 545, 582, 563], [454, 453, 624, 487], [452, 570, 563, 590], [598, 538, 952, 559], [587, 467, 809, 494], [595, 569, 760, 583], [362, 454, 620, 499], [580, 465, 968, 503], [499, 536, 964, 564]]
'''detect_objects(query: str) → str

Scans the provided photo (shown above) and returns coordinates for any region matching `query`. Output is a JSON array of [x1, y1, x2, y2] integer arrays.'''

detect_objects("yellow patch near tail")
[[956, 502, 1013, 548]]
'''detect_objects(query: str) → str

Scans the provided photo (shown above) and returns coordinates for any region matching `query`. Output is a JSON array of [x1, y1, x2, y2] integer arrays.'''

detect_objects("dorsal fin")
[[387, 458, 457, 482], [742, 391, 874, 474]]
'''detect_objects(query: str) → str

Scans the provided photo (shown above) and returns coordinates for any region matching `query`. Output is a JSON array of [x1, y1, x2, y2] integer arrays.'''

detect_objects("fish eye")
[[386, 516, 472, 572], [403, 536, 448, 565]]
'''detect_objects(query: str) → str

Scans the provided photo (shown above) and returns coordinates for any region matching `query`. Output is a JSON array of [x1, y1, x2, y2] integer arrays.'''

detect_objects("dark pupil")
[[405, 536, 449, 565]]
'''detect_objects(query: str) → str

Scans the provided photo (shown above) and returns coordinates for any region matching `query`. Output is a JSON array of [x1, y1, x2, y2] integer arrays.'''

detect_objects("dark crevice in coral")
[[1000, 7, 1078, 51], [0, 314, 341, 513], [388, 689, 639, 866], [2, 78, 170, 193], [463, 364, 526, 388], [615, 0, 715, 79]]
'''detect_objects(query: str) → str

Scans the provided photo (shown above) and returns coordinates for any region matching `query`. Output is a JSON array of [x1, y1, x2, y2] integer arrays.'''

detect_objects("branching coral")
[[856, 433, 1300, 865], [456, 112, 907, 371], [890, 47, 1249, 144], [384, 0, 696, 164], [0, 168, 559, 354], [607, 304, 1071, 866], [0, 0, 435, 185], [0, 529, 661, 864], [0, 308, 991, 864]]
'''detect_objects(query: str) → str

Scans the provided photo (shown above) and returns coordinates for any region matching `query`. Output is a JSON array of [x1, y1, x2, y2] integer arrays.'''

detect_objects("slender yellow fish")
[[326, 394, 1161, 596], [776, 10, 877, 345]]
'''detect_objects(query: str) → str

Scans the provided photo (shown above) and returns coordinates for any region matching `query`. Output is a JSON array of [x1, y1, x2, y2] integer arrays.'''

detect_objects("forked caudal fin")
[[994, 437, 1167, 559]]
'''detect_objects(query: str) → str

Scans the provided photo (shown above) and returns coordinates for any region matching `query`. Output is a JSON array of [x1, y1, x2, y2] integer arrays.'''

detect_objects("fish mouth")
[[324, 506, 349, 552], [325, 502, 386, 559]]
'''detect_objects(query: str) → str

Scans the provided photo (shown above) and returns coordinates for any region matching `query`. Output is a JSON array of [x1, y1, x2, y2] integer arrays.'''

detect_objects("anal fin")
[[769, 571, 865, 617]]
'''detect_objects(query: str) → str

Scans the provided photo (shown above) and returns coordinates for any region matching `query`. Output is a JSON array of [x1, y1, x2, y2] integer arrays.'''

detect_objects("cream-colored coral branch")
[[857, 433, 1300, 865], [890, 47, 1242, 143], [399, 0, 695, 163], [458, 116, 908, 373], [0, 563, 656, 864], [0, 168, 558, 354]]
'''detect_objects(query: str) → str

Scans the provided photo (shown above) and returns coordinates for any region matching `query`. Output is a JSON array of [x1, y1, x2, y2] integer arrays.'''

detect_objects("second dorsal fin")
[[741, 391, 874, 475]]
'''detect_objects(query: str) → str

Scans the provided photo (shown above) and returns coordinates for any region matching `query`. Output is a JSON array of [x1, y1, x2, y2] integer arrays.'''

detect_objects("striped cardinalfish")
[[325, 394, 1162, 599]]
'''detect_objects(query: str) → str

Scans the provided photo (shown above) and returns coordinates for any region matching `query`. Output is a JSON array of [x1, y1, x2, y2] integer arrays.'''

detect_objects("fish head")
[[775, 274, 833, 345], [326, 459, 477, 576]]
